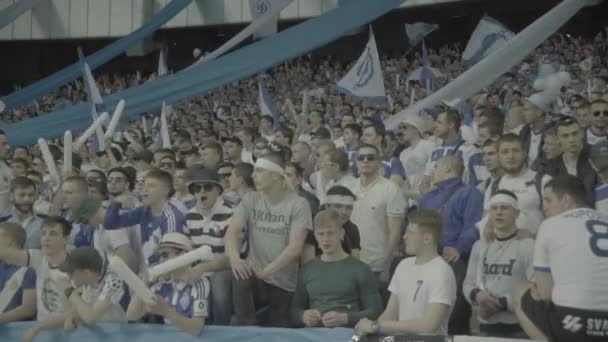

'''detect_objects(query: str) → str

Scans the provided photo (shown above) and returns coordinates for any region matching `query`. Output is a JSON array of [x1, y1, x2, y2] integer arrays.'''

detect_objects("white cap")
[[402, 114, 433, 135], [157, 233, 193, 252], [526, 93, 553, 113]]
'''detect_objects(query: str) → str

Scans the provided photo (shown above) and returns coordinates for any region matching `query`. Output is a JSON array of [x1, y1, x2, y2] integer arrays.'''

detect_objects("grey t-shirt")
[[236, 191, 312, 292]]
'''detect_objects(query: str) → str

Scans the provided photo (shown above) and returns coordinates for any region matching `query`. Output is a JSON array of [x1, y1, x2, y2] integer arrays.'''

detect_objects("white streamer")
[[74, 112, 109, 150], [147, 245, 213, 282], [38, 138, 60, 184], [63, 131, 72, 175], [104, 99, 126, 140], [108, 255, 154, 304]]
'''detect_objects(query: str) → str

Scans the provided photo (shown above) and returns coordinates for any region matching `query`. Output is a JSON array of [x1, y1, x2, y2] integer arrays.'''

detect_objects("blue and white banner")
[[249, 0, 286, 39], [405, 22, 438, 47], [462, 16, 514, 65], [336, 27, 386, 102], [257, 76, 280, 128], [77, 48, 103, 106]]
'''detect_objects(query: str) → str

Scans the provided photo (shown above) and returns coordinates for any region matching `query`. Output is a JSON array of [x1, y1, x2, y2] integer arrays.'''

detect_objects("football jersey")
[[152, 277, 211, 323], [0, 262, 35, 314], [27, 250, 68, 320], [533, 208, 608, 310], [80, 271, 129, 322], [389, 256, 456, 335]]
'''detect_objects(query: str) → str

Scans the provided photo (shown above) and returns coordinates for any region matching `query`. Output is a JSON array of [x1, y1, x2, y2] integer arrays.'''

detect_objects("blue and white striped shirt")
[[152, 277, 211, 323], [104, 201, 185, 267], [0, 263, 36, 314]]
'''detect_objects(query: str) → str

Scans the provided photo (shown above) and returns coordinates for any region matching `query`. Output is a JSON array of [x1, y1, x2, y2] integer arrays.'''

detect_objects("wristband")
[[498, 296, 508, 311], [64, 287, 75, 298], [470, 288, 481, 304]]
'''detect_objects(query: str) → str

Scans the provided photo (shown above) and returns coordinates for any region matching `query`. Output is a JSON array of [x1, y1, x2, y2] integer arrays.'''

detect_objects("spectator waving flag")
[[336, 26, 386, 103], [257, 75, 280, 129], [405, 22, 438, 47], [406, 40, 443, 93], [462, 16, 515, 66]]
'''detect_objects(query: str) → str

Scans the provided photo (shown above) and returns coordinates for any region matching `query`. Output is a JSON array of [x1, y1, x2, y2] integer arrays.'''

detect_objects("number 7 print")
[[413, 280, 423, 301]]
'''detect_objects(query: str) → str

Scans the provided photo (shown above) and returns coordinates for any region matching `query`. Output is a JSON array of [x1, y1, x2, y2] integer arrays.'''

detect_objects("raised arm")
[[104, 202, 145, 230]]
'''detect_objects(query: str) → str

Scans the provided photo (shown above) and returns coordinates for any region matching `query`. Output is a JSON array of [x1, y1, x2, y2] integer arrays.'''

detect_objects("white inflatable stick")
[[38, 138, 60, 184], [147, 245, 213, 281], [74, 112, 109, 150], [63, 131, 72, 175], [108, 255, 154, 304], [104, 99, 126, 140]]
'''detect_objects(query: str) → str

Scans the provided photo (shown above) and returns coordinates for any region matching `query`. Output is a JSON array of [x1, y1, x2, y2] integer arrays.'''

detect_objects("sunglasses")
[[188, 183, 216, 194], [593, 110, 608, 117], [356, 154, 377, 162], [108, 177, 125, 184]]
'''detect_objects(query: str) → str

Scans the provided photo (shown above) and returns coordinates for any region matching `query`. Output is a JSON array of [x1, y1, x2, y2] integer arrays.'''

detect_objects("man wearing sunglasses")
[[587, 99, 608, 145], [183, 166, 235, 325], [350, 144, 406, 293]]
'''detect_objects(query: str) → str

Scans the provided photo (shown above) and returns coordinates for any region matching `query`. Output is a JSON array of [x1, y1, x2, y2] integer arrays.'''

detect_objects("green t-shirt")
[[291, 256, 382, 327]]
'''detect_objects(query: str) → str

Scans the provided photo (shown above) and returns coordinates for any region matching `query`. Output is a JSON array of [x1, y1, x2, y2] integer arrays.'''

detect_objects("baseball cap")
[[401, 114, 433, 135], [526, 93, 553, 113], [156, 233, 193, 253], [186, 165, 223, 189]]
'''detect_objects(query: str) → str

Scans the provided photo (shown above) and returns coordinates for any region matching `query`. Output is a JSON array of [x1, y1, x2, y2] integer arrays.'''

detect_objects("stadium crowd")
[[0, 23, 607, 342]]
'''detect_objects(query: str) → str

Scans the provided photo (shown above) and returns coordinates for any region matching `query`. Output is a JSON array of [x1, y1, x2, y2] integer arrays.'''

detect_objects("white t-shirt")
[[483, 170, 551, 234], [27, 250, 68, 320], [80, 272, 128, 322], [399, 139, 436, 196], [389, 256, 456, 335], [586, 127, 607, 146], [533, 208, 608, 311], [351, 176, 406, 272]]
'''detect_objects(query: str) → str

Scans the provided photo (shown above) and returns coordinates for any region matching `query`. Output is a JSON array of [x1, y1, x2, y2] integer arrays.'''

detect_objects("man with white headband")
[[463, 190, 533, 338], [225, 152, 312, 327]]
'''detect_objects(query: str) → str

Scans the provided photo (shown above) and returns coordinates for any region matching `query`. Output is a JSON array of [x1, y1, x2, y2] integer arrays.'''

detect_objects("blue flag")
[[257, 75, 280, 129], [405, 22, 438, 47]]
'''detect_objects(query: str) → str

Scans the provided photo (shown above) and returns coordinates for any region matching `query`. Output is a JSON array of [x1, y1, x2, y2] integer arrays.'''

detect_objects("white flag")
[[405, 22, 438, 47], [249, 0, 285, 39], [336, 27, 386, 101], [160, 102, 171, 149], [257, 76, 280, 128], [462, 16, 514, 65], [78, 47, 103, 105]]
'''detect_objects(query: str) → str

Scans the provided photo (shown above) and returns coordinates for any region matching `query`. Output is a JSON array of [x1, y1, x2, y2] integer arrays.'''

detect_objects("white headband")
[[255, 158, 285, 174], [489, 194, 518, 208], [326, 195, 355, 206]]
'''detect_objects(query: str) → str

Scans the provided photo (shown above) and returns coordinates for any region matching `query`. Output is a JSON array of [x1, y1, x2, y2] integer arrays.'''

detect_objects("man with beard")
[[0, 177, 44, 249]]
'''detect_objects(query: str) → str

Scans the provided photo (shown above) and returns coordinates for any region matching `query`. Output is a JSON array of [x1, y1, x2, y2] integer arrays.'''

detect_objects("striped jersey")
[[80, 270, 130, 322], [0, 262, 36, 314], [104, 201, 185, 267], [424, 136, 479, 183], [184, 199, 235, 256], [152, 277, 211, 323]]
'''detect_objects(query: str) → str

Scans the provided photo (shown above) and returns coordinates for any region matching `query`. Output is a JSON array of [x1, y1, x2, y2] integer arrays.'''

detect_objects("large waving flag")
[[249, 0, 286, 39], [77, 47, 103, 106], [405, 22, 438, 47], [406, 40, 442, 92], [257, 76, 280, 129], [462, 16, 515, 65], [336, 27, 386, 102]]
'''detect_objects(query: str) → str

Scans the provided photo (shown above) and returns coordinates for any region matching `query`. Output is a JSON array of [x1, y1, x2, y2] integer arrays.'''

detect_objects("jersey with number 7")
[[533, 208, 608, 310]]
